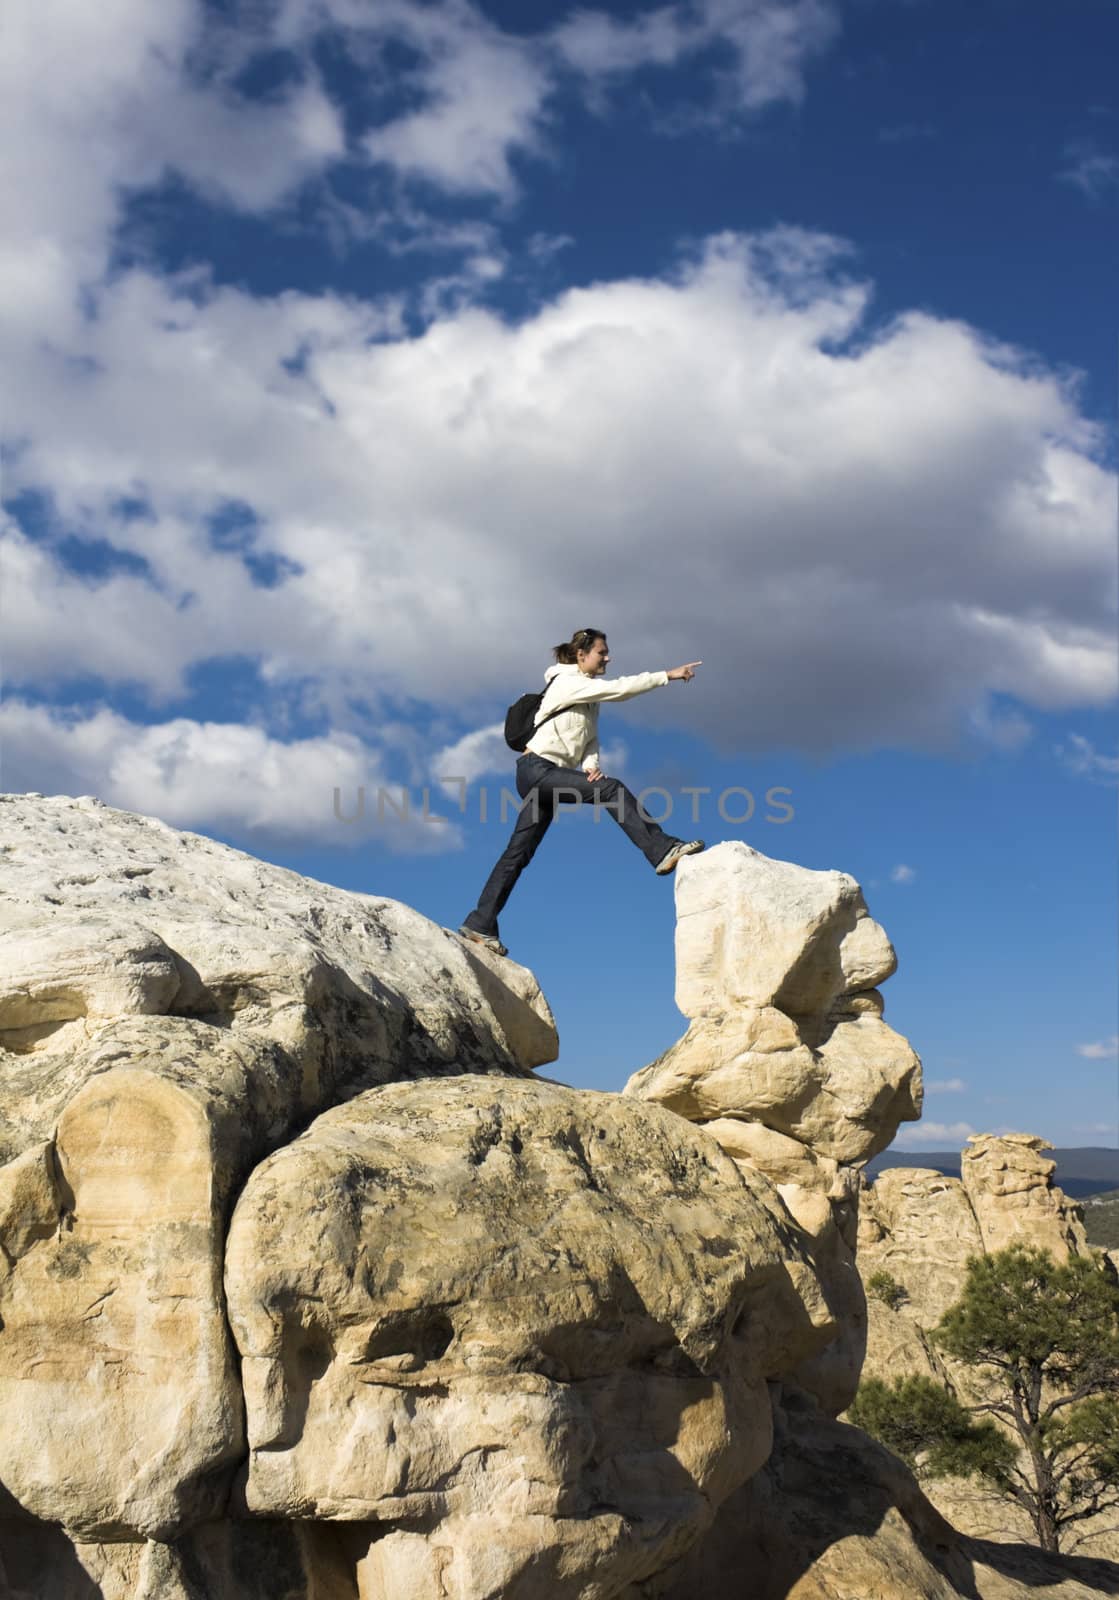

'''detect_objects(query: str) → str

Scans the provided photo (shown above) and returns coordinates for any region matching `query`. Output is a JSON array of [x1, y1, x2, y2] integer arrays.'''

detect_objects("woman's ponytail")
[[553, 627, 605, 664]]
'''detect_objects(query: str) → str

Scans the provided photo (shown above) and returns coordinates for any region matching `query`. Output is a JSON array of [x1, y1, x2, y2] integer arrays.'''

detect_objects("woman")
[[459, 628, 704, 956]]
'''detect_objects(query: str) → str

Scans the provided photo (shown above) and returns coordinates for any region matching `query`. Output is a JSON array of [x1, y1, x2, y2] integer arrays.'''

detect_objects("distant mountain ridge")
[[865, 1145, 1119, 1198]]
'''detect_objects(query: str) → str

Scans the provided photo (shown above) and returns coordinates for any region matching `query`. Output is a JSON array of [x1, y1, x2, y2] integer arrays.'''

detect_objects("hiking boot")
[[655, 840, 706, 876], [458, 925, 509, 958]]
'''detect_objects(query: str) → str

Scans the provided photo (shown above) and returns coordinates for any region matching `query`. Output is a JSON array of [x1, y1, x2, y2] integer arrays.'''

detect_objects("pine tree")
[[852, 1244, 1119, 1553]]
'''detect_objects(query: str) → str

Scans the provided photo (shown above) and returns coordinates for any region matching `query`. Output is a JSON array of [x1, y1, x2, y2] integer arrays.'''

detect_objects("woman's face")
[[576, 635, 609, 676]]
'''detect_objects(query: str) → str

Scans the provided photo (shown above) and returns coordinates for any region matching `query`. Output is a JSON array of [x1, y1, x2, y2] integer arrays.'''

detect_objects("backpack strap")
[[531, 700, 577, 734]]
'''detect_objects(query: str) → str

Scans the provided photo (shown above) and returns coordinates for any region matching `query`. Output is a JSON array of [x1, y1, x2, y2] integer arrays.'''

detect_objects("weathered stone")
[[962, 1134, 1090, 1259], [0, 1519, 368, 1600], [626, 843, 920, 1417], [226, 1076, 829, 1597], [0, 795, 555, 1541], [626, 843, 921, 1166], [646, 1394, 1119, 1599], [856, 1138, 1119, 1561], [0, 1053, 247, 1538], [858, 1138, 1094, 1397], [671, 844, 896, 1019], [0, 794, 556, 1165], [703, 1120, 867, 1416], [0, 800, 971, 1593], [857, 1165, 986, 1383]]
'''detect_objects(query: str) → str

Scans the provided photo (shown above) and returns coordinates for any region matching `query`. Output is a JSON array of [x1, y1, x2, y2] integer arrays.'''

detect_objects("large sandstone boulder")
[[626, 842, 923, 1416], [627, 844, 921, 1164], [225, 1075, 830, 1598], [0, 795, 555, 1541], [0, 794, 556, 1162]]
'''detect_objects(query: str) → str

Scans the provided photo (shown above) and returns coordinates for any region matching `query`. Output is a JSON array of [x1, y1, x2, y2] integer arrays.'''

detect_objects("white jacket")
[[523, 662, 670, 774]]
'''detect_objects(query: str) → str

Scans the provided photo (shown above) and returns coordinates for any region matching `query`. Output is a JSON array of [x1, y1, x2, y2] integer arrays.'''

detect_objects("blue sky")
[[2, 0, 1116, 1150]]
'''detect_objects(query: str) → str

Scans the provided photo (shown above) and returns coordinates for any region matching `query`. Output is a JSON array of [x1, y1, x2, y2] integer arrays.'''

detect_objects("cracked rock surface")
[[226, 1074, 817, 1595], [0, 795, 553, 1543], [5, 803, 1096, 1597], [627, 842, 923, 1416]]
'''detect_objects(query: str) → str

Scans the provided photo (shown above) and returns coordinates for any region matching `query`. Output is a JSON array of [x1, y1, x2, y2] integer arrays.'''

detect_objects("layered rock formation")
[[858, 1132, 1094, 1390], [226, 1075, 826, 1596], [857, 1134, 1118, 1557], [0, 794, 555, 1549], [0, 799, 1111, 1598], [626, 842, 923, 1414]]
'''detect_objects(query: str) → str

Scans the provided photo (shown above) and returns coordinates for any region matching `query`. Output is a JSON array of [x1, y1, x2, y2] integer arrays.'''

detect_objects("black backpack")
[[504, 691, 576, 753]]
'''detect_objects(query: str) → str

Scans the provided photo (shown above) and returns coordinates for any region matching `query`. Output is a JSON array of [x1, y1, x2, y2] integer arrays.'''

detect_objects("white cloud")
[[432, 724, 513, 787], [362, 11, 549, 199], [0, 0, 347, 301], [1059, 139, 1119, 202], [553, 0, 840, 114], [0, 700, 462, 852], [4, 227, 1116, 760], [1057, 734, 1119, 784], [1077, 1036, 1119, 1061], [925, 1077, 967, 1094], [893, 1121, 978, 1148], [596, 742, 630, 777], [890, 864, 916, 884], [1, 3, 1115, 776]]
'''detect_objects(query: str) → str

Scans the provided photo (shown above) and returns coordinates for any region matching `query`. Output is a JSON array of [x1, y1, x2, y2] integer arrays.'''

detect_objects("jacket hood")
[[544, 663, 580, 682]]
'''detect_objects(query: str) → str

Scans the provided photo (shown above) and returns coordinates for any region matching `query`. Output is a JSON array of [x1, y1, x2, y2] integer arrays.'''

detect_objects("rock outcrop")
[[226, 1075, 825, 1596], [858, 1133, 1094, 1388], [0, 794, 554, 1544], [1, 800, 1110, 1598], [626, 842, 923, 1415], [857, 1133, 1116, 1557]]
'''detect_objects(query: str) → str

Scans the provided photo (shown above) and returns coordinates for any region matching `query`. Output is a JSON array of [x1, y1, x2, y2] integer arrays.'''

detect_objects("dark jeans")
[[462, 754, 682, 938]]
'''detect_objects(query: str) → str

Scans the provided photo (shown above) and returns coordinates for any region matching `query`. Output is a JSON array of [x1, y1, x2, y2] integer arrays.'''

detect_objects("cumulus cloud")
[[1, 1, 1116, 817], [890, 864, 916, 884], [281, 0, 843, 206], [925, 1077, 967, 1094], [359, 4, 550, 199], [0, 700, 461, 852], [0, 0, 346, 298], [1077, 1035, 1119, 1061], [431, 724, 512, 787], [894, 1121, 978, 1148], [3, 227, 1116, 761]]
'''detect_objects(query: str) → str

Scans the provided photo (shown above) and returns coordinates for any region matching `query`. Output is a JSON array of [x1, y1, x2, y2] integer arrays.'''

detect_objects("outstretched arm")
[[558, 661, 703, 706], [580, 661, 702, 781]]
